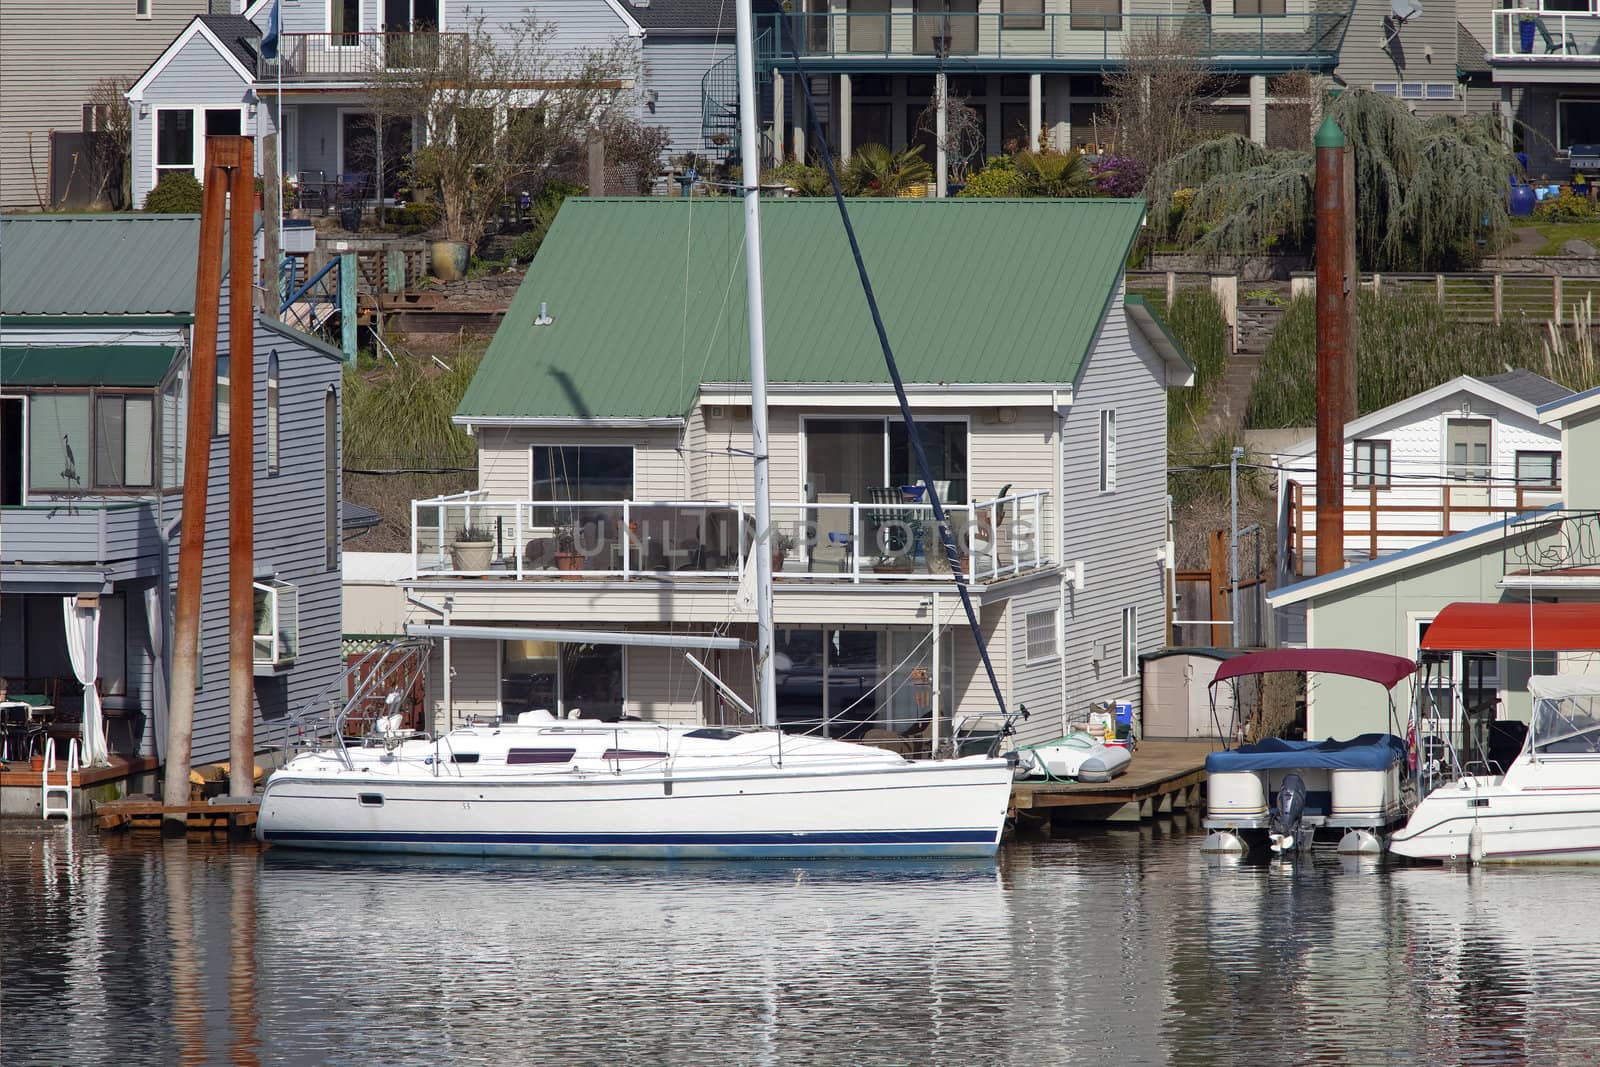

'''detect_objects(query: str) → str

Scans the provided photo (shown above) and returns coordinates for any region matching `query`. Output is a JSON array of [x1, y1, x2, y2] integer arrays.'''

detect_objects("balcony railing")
[[263, 32, 466, 81], [1490, 5, 1600, 60], [411, 491, 1049, 583], [1284, 477, 1561, 576], [0, 501, 162, 569], [756, 9, 1351, 65], [1503, 509, 1600, 578]]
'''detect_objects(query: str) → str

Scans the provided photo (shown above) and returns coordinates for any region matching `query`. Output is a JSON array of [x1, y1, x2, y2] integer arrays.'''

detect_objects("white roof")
[[1275, 375, 1551, 459], [343, 552, 412, 583], [1529, 674, 1600, 700]]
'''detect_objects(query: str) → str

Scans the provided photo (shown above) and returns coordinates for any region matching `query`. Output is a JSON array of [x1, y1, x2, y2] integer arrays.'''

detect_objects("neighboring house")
[[0, 214, 344, 772], [1266, 380, 1600, 741], [0, 0, 208, 210], [400, 196, 1192, 749], [1274, 370, 1570, 578], [1477, 0, 1600, 177]]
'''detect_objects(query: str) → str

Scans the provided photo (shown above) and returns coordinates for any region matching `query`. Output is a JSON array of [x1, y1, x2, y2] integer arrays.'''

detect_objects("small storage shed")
[[1140, 648, 1248, 739]]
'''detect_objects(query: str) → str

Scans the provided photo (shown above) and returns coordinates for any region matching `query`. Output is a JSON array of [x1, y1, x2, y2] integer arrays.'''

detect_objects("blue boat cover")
[[1206, 734, 1408, 773]]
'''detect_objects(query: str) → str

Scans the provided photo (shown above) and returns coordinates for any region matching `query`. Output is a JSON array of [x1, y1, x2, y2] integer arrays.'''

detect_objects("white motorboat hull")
[[257, 729, 1014, 860], [1389, 778, 1600, 863]]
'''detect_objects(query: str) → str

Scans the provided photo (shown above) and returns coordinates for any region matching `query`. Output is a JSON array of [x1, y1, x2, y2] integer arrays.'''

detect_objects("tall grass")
[[1246, 292, 1553, 428], [343, 347, 483, 470], [1134, 288, 1231, 437]]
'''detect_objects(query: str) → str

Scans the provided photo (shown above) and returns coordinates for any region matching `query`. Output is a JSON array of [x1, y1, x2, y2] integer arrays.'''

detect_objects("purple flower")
[[1090, 155, 1148, 198]]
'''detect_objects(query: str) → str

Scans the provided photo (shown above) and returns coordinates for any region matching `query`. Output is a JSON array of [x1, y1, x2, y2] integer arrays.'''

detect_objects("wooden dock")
[[1011, 739, 1219, 823], [96, 796, 259, 836]]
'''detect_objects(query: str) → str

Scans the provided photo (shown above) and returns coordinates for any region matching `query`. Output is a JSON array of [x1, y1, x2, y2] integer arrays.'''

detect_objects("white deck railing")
[[1490, 4, 1600, 60], [411, 491, 1049, 584]]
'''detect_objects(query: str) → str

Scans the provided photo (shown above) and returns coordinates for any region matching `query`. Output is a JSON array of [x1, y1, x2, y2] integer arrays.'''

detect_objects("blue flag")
[[261, 0, 280, 60]]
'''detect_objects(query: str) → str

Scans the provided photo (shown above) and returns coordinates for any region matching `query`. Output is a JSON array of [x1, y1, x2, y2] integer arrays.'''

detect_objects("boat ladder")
[[41, 738, 79, 820]]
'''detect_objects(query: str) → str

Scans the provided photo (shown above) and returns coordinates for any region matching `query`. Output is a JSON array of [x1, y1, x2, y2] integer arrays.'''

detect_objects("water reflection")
[[7, 821, 1600, 1065]]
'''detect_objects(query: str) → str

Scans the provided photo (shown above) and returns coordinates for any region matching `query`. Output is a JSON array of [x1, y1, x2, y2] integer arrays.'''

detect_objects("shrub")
[[1534, 191, 1596, 223], [388, 202, 443, 231], [956, 156, 1022, 198], [144, 171, 203, 213], [1091, 154, 1148, 198]]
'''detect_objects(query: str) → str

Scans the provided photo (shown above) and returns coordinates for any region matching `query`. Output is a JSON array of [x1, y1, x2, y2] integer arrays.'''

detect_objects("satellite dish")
[[1390, 0, 1422, 23]]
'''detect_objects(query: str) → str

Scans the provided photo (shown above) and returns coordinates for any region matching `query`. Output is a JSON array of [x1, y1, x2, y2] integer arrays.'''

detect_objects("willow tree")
[[1145, 89, 1517, 271]]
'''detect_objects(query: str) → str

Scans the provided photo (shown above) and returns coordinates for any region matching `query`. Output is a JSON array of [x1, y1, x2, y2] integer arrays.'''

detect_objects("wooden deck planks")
[[96, 797, 259, 834], [1011, 739, 1219, 816]]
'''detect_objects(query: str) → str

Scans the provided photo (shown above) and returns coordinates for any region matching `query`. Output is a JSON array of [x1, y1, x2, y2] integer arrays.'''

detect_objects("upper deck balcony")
[[410, 490, 1050, 585], [1502, 508, 1600, 584], [755, 2, 1353, 71], [1489, 4, 1600, 67], [263, 32, 467, 83], [0, 500, 162, 576]]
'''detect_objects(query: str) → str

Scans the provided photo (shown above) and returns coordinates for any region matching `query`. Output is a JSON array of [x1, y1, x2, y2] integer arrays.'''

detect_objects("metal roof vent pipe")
[[534, 302, 553, 326]]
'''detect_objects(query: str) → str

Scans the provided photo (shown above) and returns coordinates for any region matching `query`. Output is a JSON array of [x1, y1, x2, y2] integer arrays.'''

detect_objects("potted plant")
[[554, 525, 586, 573], [452, 525, 494, 572], [771, 529, 796, 572]]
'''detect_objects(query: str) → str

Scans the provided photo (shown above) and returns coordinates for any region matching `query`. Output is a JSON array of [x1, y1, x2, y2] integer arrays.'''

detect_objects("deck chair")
[[867, 486, 914, 557], [1537, 18, 1581, 54], [973, 482, 1013, 561]]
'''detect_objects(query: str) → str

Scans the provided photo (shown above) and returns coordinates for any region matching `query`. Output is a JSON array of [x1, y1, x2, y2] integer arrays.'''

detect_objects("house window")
[[1352, 439, 1391, 489], [1069, 0, 1120, 32], [1399, 83, 1426, 100], [331, 0, 361, 39], [325, 386, 338, 570], [1372, 83, 1398, 97], [1235, 0, 1286, 15], [27, 394, 90, 492], [501, 640, 624, 720], [1516, 450, 1560, 488], [1001, 0, 1045, 31], [253, 579, 299, 667], [93, 394, 155, 489], [1025, 608, 1059, 663], [531, 445, 634, 524], [161, 366, 186, 488], [1121, 605, 1138, 678], [215, 354, 230, 436], [267, 352, 280, 475], [136, 0, 152, 18], [1559, 99, 1600, 152], [155, 109, 195, 181], [1099, 409, 1117, 492], [1426, 83, 1456, 100]]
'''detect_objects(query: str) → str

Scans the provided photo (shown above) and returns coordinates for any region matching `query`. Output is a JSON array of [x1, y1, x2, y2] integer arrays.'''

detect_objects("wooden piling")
[[1314, 116, 1348, 578], [228, 138, 256, 801]]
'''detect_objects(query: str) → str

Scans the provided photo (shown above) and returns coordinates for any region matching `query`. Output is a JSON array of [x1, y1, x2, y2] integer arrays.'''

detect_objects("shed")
[[1139, 648, 1247, 739]]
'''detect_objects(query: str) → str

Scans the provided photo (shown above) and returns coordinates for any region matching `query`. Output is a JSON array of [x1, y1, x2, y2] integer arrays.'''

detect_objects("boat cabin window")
[[1531, 692, 1600, 755], [506, 748, 576, 764], [601, 749, 668, 760], [685, 728, 740, 740], [451, 752, 481, 763]]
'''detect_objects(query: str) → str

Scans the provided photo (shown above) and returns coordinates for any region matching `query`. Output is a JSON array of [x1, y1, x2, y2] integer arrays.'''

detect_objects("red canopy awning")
[[1210, 648, 1417, 690], [1419, 602, 1600, 652]]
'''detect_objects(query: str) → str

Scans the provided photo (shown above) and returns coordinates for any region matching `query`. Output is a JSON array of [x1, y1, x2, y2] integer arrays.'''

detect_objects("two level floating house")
[[402, 197, 1191, 748]]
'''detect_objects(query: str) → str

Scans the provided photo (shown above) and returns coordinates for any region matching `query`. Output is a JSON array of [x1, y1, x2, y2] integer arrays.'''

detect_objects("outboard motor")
[[1269, 773, 1307, 854]]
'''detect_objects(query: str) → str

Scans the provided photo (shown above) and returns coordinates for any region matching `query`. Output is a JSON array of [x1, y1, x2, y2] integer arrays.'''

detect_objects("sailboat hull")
[[258, 752, 1014, 860]]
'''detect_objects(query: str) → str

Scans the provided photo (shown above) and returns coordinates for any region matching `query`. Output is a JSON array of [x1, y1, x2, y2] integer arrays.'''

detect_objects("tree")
[[1144, 88, 1516, 272], [1103, 23, 1218, 176], [86, 76, 134, 208], [914, 91, 985, 184], [367, 17, 640, 248]]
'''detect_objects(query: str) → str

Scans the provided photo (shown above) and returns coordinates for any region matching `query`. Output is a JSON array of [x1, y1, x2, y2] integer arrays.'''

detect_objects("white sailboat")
[[254, 1, 1017, 860]]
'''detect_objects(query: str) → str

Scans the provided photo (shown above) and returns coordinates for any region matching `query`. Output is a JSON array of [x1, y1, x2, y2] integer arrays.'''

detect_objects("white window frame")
[[253, 578, 299, 668], [798, 414, 972, 503], [1120, 605, 1138, 678], [327, 0, 367, 39], [1515, 449, 1560, 488], [1352, 438, 1391, 490], [151, 105, 249, 195], [136, 0, 152, 18], [1425, 82, 1456, 100], [498, 640, 628, 720], [1399, 82, 1426, 100], [267, 352, 281, 475], [528, 443, 639, 509], [1025, 608, 1059, 664], [1099, 409, 1117, 493], [1372, 82, 1398, 96]]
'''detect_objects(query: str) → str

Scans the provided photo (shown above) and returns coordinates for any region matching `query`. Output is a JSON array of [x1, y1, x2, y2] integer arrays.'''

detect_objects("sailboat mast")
[[734, 0, 778, 727]]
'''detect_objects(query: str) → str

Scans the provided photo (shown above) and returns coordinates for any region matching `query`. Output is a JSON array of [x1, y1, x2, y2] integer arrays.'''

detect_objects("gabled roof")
[[200, 14, 261, 72], [1457, 22, 1491, 76], [0, 216, 206, 320], [1540, 381, 1600, 424], [127, 16, 256, 101], [457, 197, 1147, 423], [1275, 373, 1565, 457]]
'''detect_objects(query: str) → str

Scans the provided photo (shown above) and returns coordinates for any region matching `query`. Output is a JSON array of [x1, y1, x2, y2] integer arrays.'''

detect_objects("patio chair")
[[973, 482, 1013, 559], [336, 171, 371, 210], [866, 486, 914, 558], [1536, 18, 1581, 54]]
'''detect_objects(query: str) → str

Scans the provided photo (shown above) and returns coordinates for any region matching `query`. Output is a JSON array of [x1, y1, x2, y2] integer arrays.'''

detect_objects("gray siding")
[[642, 37, 734, 157], [1334, 0, 1463, 114], [130, 31, 258, 206], [459, 0, 638, 52], [0, 0, 209, 209], [158, 285, 344, 765], [283, 102, 342, 181]]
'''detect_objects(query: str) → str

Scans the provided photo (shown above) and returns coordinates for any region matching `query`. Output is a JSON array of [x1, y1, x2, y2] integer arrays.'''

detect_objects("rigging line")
[[774, 24, 1013, 742]]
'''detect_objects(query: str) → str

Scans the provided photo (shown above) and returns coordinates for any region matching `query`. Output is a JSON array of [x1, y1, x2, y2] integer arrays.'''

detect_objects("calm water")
[[4, 816, 1600, 1066]]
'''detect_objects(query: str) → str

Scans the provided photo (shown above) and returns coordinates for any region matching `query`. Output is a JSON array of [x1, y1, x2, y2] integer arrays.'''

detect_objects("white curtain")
[[144, 586, 166, 761], [64, 596, 110, 767]]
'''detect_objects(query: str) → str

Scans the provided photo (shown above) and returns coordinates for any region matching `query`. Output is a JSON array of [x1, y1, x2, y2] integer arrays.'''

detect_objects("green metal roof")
[[458, 197, 1146, 421], [0, 345, 179, 386], [0, 215, 205, 318]]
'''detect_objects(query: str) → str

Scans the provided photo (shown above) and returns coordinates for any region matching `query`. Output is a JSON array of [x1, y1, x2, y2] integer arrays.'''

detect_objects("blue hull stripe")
[[263, 828, 996, 846]]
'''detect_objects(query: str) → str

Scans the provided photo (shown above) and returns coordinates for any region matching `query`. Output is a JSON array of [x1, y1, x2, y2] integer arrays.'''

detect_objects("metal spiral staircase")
[[700, 31, 776, 159]]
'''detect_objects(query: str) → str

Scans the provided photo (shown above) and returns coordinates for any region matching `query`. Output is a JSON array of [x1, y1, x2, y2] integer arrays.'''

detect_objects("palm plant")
[[844, 143, 933, 197], [1013, 150, 1096, 197]]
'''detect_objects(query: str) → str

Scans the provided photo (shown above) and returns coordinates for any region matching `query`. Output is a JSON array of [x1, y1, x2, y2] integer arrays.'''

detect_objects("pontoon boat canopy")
[[1419, 602, 1600, 652], [1210, 648, 1416, 690]]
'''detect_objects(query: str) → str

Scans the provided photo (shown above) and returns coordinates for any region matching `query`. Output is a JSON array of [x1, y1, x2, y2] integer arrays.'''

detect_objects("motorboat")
[[1390, 674, 1600, 863], [258, 711, 1012, 859], [1200, 648, 1416, 857], [257, 3, 1019, 860], [1015, 732, 1131, 782]]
